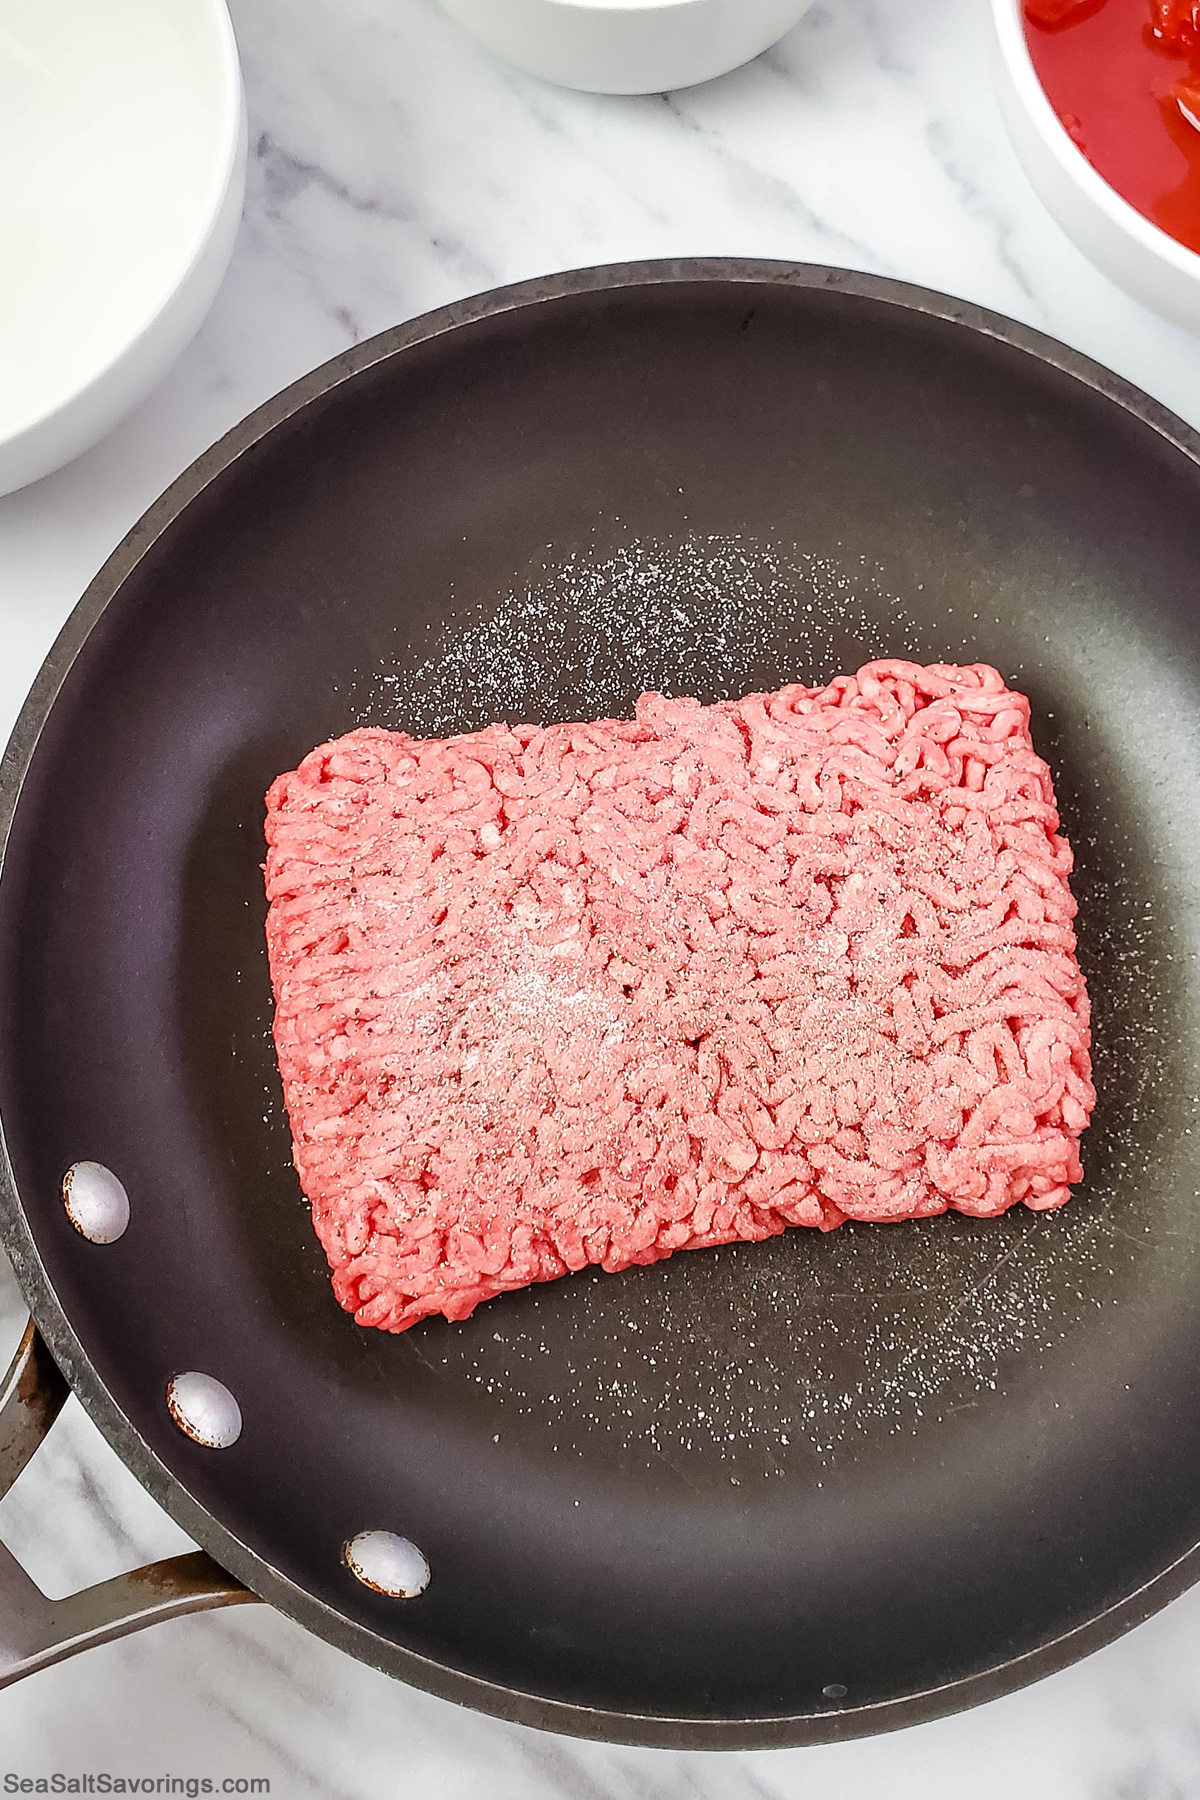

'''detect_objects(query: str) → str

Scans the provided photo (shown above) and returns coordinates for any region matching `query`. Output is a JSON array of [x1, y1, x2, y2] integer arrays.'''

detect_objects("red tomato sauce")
[[1024, 0, 1200, 256]]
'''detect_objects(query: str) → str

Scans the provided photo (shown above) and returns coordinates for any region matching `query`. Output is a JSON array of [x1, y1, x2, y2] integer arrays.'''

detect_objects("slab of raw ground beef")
[[264, 660, 1094, 1333]]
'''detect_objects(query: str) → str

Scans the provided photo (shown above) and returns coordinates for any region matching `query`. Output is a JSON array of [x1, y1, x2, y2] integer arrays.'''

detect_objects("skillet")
[[1, 261, 1200, 1747]]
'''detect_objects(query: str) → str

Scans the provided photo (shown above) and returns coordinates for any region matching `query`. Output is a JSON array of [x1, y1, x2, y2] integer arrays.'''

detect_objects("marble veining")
[[3, 0, 1200, 1790]]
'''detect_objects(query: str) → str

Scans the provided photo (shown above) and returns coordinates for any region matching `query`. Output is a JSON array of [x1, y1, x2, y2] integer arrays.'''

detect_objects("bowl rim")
[[516, 0, 704, 12], [448, 0, 814, 26], [0, 0, 245, 456], [991, 0, 1200, 283]]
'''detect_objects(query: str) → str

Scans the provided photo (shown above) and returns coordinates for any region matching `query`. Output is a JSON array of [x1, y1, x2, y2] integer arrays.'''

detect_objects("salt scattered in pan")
[[353, 535, 929, 737], [346, 534, 1180, 1476]]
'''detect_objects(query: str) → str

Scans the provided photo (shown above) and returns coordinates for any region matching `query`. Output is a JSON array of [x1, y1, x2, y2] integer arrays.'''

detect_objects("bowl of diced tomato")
[[992, 0, 1200, 332]]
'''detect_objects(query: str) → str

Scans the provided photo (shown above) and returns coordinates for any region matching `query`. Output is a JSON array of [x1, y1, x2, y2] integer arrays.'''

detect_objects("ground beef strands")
[[264, 661, 1095, 1334]]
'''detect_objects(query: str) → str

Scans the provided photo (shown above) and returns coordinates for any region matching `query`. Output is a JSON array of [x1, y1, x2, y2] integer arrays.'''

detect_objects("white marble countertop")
[[3, 0, 1200, 1791]]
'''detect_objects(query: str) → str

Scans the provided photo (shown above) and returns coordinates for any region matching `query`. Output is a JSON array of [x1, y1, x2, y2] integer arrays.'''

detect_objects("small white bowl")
[[0, 0, 246, 497], [991, 0, 1200, 334], [439, 0, 817, 95]]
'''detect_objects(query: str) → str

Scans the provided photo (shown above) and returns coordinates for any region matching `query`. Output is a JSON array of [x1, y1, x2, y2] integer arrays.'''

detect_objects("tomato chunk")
[[1149, 0, 1200, 50], [1025, 0, 1096, 23], [1175, 73, 1200, 126]]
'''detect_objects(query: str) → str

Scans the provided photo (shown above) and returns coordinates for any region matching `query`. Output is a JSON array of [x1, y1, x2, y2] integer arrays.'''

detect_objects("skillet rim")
[[1, 258, 1199, 1748]]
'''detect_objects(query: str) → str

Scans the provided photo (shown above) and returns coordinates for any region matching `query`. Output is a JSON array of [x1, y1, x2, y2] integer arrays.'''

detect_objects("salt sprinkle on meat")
[[264, 660, 1095, 1334]]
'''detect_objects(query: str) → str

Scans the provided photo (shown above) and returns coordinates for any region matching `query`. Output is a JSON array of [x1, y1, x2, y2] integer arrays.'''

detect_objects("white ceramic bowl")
[[439, 0, 817, 95], [991, 0, 1200, 334], [0, 0, 246, 497]]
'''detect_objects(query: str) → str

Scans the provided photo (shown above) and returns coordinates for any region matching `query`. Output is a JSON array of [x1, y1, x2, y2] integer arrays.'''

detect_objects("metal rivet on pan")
[[822, 1683, 848, 1701], [343, 1531, 430, 1598], [166, 1372, 243, 1448], [62, 1161, 130, 1244]]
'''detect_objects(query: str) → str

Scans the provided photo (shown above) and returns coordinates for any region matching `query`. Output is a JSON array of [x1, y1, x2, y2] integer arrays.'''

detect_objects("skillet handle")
[[0, 1319, 257, 1687]]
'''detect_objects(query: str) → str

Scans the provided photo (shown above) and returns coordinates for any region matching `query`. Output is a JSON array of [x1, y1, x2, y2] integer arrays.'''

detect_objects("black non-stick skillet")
[[1, 262, 1199, 1748]]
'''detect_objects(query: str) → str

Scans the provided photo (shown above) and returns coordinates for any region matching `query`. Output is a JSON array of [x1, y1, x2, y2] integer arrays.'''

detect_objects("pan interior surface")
[[2, 272, 1200, 1741]]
